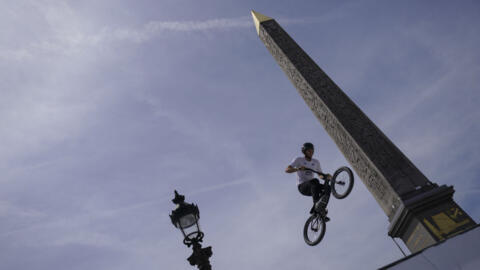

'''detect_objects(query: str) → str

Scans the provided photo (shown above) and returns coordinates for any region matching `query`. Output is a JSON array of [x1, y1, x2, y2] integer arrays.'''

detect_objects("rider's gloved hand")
[[297, 166, 306, 171]]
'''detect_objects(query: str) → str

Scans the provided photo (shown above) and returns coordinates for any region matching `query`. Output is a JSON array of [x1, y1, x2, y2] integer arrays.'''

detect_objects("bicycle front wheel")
[[303, 214, 326, 246], [331, 166, 354, 199]]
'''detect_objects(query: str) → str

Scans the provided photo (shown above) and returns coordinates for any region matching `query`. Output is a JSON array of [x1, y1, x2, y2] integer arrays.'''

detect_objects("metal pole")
[[187, 240, 213, 270]]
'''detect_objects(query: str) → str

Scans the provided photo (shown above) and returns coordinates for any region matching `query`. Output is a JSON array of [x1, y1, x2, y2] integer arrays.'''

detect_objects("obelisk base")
[[389, 185, 476, 252]]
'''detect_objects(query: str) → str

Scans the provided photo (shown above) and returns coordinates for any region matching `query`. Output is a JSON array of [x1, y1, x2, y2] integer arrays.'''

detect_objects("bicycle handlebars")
[[302, 168, 330, 179]]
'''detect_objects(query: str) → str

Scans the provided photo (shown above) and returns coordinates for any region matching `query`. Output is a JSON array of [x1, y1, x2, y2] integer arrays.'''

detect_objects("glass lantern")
[[170, 191, 203, 244]]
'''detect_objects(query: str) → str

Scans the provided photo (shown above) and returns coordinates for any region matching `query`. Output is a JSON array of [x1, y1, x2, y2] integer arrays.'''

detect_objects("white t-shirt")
[[290, 157, 322, 186]]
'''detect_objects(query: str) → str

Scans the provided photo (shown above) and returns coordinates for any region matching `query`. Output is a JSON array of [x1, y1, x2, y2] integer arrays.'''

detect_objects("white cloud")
[[113, 17, 252, 43], [2, 2, 355, 61], [0, 201, 45, 219], [0, 11, 253, 60]]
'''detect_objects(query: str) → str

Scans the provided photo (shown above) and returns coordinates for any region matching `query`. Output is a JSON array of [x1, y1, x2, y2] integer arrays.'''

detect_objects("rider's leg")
[[298, 179, 321, 214], [298, 181, 312, 197], [315, 184, 331, 216], [319, 184, 331, 207], [314, 184, 331, 221], [310, 179, 321, 203], [297, 179, 321, 201]]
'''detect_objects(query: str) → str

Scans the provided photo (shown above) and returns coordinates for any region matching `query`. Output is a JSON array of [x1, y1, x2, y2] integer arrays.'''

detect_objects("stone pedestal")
[[389, 185, 476, 252]]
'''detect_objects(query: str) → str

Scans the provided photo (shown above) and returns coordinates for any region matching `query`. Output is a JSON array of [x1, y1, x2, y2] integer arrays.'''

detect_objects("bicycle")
[[302, 166, 354, 246]]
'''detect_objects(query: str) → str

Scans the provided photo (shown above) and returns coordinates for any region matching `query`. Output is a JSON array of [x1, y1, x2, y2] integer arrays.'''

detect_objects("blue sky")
[[1, 0, 479, 269]]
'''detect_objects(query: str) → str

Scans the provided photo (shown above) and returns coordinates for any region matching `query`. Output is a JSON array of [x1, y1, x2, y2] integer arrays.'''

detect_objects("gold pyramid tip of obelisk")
[[251, 10, 273, 35]]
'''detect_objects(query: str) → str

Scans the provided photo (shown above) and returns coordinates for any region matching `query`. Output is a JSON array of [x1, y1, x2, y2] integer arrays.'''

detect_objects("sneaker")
[[324, 216, 330, 222]]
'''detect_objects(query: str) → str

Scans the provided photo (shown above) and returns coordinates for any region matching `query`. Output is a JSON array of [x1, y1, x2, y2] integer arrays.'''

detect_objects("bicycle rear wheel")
[[303, 214, 326, 246], [331, 166, 354, 199]]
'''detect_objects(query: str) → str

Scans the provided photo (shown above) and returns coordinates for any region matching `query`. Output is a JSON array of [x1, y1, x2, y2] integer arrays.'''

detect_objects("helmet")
[[301, 142, 314, 154]]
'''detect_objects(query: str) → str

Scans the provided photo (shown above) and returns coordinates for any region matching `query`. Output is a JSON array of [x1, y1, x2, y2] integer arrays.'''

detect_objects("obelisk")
[[251, 10, 476, 252]]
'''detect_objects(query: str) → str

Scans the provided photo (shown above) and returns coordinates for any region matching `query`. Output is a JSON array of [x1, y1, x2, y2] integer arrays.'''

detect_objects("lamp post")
[[170, 190, 212, 270]]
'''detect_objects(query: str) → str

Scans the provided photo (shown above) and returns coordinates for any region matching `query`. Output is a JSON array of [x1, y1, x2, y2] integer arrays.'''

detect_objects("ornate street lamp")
[[170, 190, 212, 270]]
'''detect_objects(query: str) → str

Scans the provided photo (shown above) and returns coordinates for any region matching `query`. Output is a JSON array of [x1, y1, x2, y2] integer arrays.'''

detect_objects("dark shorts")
[[298, 178, 323, 196], [298, 178, 330, 203]]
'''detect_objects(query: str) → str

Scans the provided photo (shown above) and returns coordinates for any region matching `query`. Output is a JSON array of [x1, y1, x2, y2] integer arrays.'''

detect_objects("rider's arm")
[[285, 165, 297, 173], [315, 160, 331, 179], [286, 157, 301, 173], [285, 165, 305, 173]]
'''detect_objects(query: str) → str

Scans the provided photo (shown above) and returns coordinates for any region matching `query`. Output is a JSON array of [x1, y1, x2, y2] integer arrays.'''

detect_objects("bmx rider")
[[285, 142, 332, 219]]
